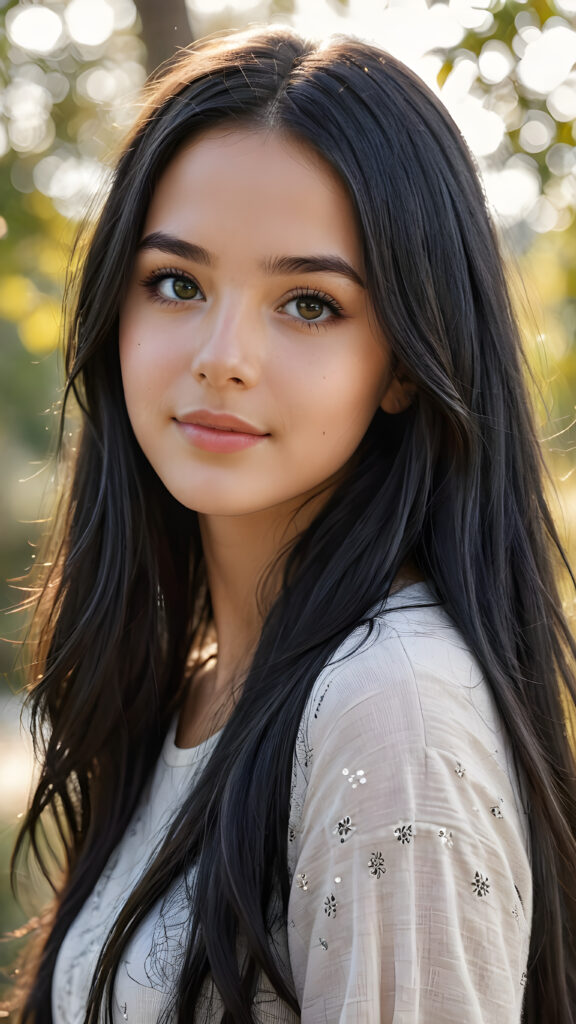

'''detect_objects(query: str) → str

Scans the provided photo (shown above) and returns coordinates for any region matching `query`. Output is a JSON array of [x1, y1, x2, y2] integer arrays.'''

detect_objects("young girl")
[[12, 25, 576, 1024]]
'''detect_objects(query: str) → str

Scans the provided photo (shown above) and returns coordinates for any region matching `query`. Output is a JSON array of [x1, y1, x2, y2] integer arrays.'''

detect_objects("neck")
[[198, 492, 327, 689]]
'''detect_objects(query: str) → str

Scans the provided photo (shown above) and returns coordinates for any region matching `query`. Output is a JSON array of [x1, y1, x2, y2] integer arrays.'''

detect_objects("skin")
[[119, 126, 410, 744]]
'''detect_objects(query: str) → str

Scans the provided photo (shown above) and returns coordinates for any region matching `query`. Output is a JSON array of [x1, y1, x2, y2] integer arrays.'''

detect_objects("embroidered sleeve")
[[287, 690, 532, 1024]]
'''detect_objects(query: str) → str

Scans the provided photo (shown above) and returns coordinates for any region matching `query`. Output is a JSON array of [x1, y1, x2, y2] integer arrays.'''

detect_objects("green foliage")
[[441, 0, 573, 192]]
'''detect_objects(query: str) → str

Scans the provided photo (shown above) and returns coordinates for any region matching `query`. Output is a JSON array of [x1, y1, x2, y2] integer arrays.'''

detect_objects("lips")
[[174, 409, 269, 453], [177, 409, 267, 435]]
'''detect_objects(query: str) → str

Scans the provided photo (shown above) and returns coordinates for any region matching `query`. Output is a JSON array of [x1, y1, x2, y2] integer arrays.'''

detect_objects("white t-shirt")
[[52, 584, 532, 1022]]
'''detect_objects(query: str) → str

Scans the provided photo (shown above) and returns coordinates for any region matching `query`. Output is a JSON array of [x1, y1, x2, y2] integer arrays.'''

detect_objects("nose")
[[190, 295, 262, 389]]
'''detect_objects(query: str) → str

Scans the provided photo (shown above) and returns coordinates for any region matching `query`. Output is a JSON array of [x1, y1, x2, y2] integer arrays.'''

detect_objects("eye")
[[140, 268, 204, 305], [159, 276, 201, 301], [280, 289, 343, 326]]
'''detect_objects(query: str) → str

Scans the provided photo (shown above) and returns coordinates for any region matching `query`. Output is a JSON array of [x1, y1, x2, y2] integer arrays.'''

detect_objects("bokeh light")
[[192, 0, 261, 11], [65, 0, 115, 47], [33, 150, 112, 218], [6, 4, 63, 54], [3, 0, 576, 234], [548, 77, 576, 121], [517, 22, 576, 95], [478, 40, 515, 85], [483, 155, 541, 227]]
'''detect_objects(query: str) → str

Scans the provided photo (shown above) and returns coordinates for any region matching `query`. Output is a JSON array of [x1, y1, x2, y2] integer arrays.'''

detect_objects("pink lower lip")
[[176, 421, 268, 453]]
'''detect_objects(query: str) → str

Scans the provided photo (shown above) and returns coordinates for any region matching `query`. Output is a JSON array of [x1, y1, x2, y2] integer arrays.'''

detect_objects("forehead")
[[142, 126, 362, 263]]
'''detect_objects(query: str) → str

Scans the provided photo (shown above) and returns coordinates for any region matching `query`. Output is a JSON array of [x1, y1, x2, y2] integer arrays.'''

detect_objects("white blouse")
[[52, 583, 532, 1022]]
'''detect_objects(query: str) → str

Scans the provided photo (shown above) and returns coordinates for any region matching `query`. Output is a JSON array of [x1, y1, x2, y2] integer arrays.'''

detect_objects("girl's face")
[[120, 127, 398, 520]]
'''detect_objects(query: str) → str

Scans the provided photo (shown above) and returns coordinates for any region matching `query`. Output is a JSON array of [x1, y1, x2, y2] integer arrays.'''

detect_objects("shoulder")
[[289, 581, 531, 875], [302, 581, 500, 762], [286, 584, 533, 1021]]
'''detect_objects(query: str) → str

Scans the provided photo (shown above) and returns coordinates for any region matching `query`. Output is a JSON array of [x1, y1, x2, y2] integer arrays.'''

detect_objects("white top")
[[52, 584, 532, 1023]]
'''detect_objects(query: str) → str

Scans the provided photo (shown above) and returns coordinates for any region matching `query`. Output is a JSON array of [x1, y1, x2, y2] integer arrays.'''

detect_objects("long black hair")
[[12, 25, 576, 1023]]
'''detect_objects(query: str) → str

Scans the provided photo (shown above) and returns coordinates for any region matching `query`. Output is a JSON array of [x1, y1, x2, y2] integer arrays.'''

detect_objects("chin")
[[164, 486, 271, 518]]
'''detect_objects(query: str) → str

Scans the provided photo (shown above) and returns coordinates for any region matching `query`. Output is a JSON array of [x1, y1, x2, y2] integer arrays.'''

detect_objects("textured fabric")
[[52, 583, 532, 1022], [51, 727, 222, 1024]]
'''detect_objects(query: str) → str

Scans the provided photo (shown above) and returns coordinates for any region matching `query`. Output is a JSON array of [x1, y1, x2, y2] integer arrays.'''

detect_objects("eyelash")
[[281, 287, 344, 330], [140, 268, 204, 306], [139, 268, 345, 329]]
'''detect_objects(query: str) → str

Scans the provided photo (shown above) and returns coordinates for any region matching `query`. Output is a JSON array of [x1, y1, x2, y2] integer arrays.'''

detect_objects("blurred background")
[[1, 0, 575, 1003]]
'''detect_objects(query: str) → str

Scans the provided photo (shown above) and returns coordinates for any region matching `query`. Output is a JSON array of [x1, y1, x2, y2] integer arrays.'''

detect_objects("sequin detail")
[[333, 816, 356, 843], [296, 873, 308, 891], [438, 827, 454, 848], [342, 768, 367, 789], [368, 851, 386, 878], [455, 762, 466, 778], [324, 893, 337, 917], [490, 798, 504, 818], [120, 1004, 128, 1021], [394, 824, 413, 845], [471, 871, 490, 897], [334, 876, 342, 884]]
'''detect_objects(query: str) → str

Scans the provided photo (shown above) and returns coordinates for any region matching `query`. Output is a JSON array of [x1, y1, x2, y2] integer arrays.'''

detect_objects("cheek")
[[119, 341, 147, 420], [288, 357, 389, 438], [119, 316, 170, 416]]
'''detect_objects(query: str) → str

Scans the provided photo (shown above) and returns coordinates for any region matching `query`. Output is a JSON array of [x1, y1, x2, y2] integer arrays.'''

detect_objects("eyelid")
[[140, 266, 199, 283], [281, 285, 342, 308]]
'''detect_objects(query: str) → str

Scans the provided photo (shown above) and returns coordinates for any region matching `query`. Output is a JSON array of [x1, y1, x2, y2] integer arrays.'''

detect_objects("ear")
[[380, 370, 417, 414]]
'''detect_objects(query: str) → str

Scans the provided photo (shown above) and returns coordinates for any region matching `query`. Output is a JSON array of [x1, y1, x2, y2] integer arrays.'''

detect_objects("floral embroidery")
[[520, 971, 527, 987], [324, 893, 337, 917], [342, 768, 367, 789], [296, 873, 308, 891], [512, 905, 519, 922], [333, 815, 356, 842], [490, 804, 504, 818], [394, 824, 413, 844], [455, 762, 466, 778], [438, 827, 454, 848], [368, 851, 386, 878], [314, 681, 331, 719], [120, 1003, 128, 1021], [288, 826, 296, 843], [318, 937, 328, 950], [471, 871, 490, 897]]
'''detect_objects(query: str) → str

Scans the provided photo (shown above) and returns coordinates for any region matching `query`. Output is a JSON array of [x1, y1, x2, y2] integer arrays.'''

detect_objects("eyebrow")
[[138, 232, 212, 265], [137, 231, 365, 288]]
